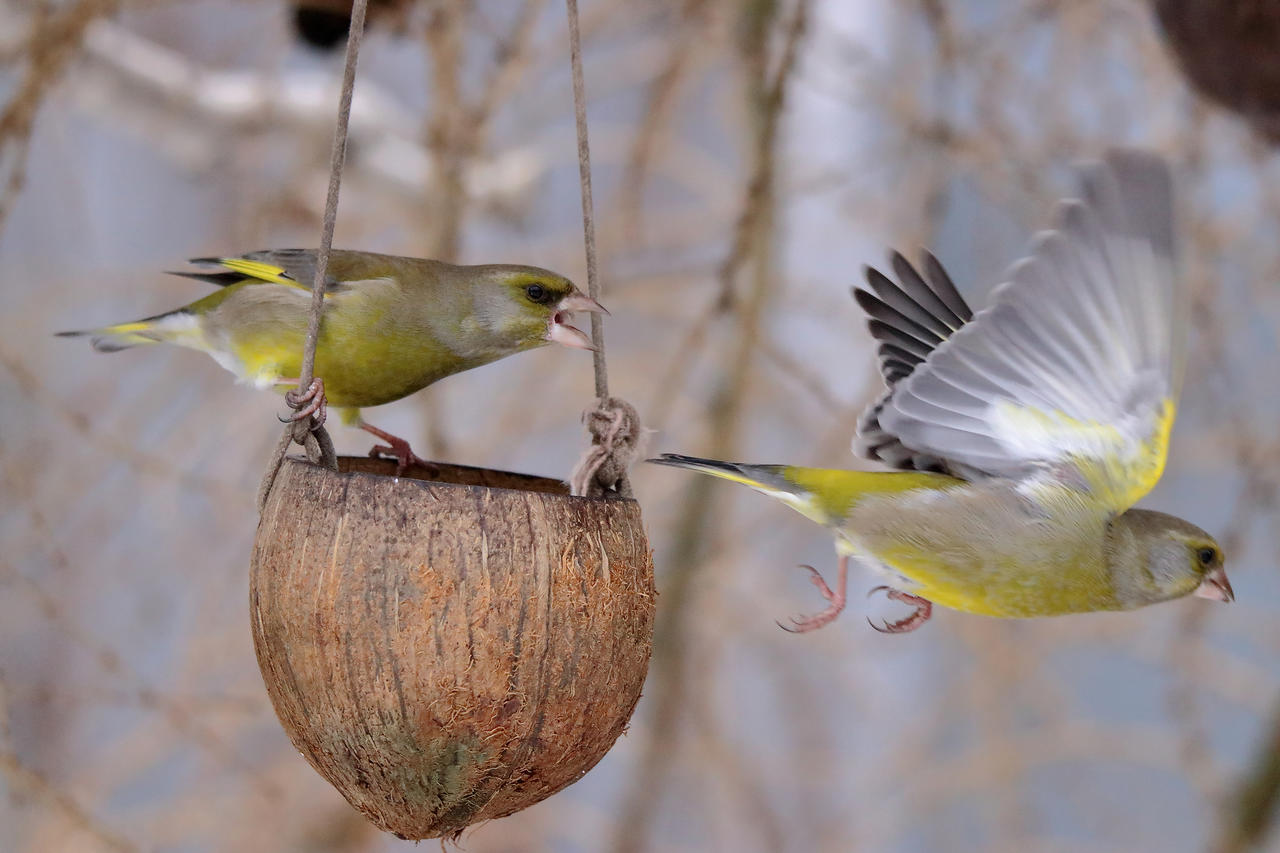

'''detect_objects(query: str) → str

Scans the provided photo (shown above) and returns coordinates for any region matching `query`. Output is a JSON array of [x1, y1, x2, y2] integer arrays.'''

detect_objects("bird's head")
[[474, 265, 606, 352], [1109, 509, 1232, 606]]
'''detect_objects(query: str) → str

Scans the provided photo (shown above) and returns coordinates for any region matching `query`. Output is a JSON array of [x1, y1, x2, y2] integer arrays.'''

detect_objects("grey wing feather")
[[853, 252, 975, 474], [876, 149, 1182, 504], [166, 269, 243, 287]]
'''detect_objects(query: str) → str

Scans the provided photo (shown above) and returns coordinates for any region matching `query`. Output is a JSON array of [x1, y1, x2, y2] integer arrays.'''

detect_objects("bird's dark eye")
[[1197, 547, 1216, 566], [525, 284, 548, 303]]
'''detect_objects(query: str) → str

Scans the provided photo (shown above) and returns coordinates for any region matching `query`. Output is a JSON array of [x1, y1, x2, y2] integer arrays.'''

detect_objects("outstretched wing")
[[874, 149, 1184, 512], [853, 251, 974, 474]]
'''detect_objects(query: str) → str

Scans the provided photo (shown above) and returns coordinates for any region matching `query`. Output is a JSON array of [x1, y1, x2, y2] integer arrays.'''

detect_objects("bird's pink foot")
[[779, 555, 849, 634], [281, 377, 327, 426], [866, 586, 933, 634], [360, 422, 426, 475]]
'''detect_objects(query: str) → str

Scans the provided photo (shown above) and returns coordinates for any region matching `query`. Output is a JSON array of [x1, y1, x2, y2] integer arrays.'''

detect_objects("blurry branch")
[[0, 551, 282, 801], [914, 0, 960, 240], [673, 407, 878, 851], [421, 0, 545, 254], [716, 0, 807, 309], [0, 342, 246, 501], [855, 719, 1205, 849], [4, 9, 544, 214], [0, 0, 118, 234], [1165, 137, 1277, 802], [914, 2, 1036, 842], [423, 2, 466, 260], [687, 677, 786, 851], [0, 670, 11, 752], [918, 0, 955, 69], [756, 332, 846, 413], [619, 0, 711, 240], [466, 0, 549, 150], [10, 684, 264, 717], [644, 291, 720, 426], [417, 0, 545, 458], [611, 2, 809, 851], [1160, 61, 1280, 841], [644, 0, 808, 427], [0, 751, 138, 853], [1211, 697, 1280, 853]]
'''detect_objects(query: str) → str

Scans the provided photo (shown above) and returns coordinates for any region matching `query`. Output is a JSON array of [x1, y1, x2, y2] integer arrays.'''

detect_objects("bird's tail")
[[648, 452, 952, 526], [648, 453, 800, 494], [56, 309, 199, 353]]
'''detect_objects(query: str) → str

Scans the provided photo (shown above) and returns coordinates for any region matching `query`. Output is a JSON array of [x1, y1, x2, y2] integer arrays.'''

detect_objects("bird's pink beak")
[[545, 293, 608, 351], [1194, 566, 1234, 602]]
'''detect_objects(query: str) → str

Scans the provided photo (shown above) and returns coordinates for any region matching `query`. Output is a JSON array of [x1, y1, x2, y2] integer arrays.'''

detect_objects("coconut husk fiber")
[[251, 456, 655, 839]]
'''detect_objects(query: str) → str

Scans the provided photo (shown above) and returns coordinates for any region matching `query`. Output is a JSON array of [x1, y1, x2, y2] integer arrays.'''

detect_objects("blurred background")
[[3, 0, 1280, 850]]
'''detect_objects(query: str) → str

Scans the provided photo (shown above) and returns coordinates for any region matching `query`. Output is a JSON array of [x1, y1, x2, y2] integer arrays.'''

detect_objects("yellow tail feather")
[[648, 453, 958, 525], [56, 312, 199, 353]]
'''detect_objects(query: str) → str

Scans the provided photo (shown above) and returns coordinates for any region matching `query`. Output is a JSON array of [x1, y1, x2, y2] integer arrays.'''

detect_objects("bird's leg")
[[360, 422, 426, 475], [779, 555, 849, 634], [866, 586, 933, 634], [278, 377, 327, 426]]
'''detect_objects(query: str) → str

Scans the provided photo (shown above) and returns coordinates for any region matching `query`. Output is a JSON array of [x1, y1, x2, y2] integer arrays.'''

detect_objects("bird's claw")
[[778, 560, 848, 634], [798, 564, 837, 598], [283, 377, 327, 428], [367, 438, 427, 476], [866, 586, 933, 634]]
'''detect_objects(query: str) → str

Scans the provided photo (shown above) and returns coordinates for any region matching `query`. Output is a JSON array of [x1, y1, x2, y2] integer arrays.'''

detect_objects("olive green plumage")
[[649, 455, 1229, 620], [649, 150, 1232, 631], [59, 248, 603, 428]]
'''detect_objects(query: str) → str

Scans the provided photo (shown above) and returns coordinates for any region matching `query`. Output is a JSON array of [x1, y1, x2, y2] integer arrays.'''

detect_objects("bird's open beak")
[[545, 292, 608, 350], [1194, 566, 1234, 602], [558, 293, 609, 315]]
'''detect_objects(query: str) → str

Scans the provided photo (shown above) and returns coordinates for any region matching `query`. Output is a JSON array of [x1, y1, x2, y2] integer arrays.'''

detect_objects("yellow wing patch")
[[782, 467, 959, 523], [1078, 398, 1175, 511], [996, 397, 1176, 512], [214, 257, 328, 294]]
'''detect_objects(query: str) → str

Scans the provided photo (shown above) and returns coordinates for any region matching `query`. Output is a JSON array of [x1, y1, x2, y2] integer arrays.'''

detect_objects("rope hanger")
[[256, 0, 367, 512], [258, 0, 639, 509], [564, 0, 641, 500]]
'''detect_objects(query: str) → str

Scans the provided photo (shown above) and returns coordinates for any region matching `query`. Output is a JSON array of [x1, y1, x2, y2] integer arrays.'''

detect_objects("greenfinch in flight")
[[60, 250, 604, 469], [651, 150, 1231, 633]]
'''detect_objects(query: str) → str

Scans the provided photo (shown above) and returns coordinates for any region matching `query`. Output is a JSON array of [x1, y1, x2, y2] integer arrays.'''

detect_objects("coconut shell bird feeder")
[[249, 0, 654, 840], [252, 457, 653, 840]]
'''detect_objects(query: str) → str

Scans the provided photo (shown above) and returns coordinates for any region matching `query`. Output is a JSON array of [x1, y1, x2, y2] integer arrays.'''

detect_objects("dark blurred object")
[[1154, 0, 1280, 142], [289, 0, 408, 50], [293, 4, 354, 49], [1210, 697, 1280, 853]]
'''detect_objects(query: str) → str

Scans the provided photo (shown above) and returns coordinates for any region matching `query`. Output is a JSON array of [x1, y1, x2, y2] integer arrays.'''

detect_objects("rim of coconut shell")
[[284, 455, 639, 502]]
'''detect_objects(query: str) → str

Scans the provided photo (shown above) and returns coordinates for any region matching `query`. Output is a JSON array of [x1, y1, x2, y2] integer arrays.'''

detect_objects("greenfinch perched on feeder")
[[59, 250, 605, 468], [650, 150, 1231, 633]]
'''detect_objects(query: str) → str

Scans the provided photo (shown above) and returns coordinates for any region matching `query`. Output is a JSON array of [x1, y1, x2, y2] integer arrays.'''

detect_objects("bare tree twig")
[[1210, 697, 1280, 853], [611, 3, 810, 850], [0, 750, 139, 853], [619, 0, 711, 240], [0, 0, 118, 233]]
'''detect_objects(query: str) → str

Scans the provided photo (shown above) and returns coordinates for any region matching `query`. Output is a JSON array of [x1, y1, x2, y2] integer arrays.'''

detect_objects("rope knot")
[[283, 377, 336, 468], [570, 397, 641, 499], [258, 376, 337, 514]]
